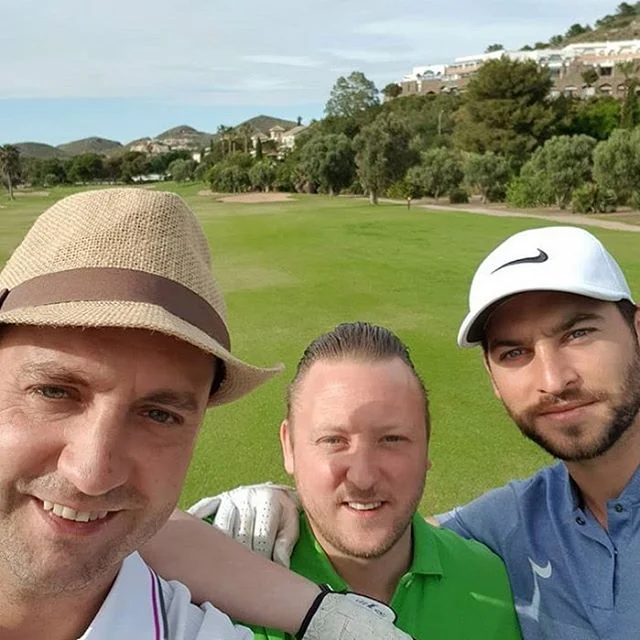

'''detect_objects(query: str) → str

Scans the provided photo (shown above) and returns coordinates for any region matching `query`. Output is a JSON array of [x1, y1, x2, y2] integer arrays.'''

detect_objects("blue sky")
[[0, 0, 618, 146]]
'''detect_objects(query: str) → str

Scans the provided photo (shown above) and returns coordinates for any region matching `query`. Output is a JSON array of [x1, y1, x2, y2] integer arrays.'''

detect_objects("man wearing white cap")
[[442, 225, 640, 640], [166, 226, 639, 640], [0, 188, 413, 640]]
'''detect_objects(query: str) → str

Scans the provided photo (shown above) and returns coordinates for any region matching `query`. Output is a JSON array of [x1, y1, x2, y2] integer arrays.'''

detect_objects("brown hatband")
[[0, 267, 231, 351]]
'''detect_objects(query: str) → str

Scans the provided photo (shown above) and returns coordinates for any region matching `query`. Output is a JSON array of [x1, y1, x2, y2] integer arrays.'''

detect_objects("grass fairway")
[[3, 184, 640, 514]]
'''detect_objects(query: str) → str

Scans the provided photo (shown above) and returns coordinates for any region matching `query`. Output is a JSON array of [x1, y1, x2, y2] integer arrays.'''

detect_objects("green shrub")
[[386, 177, 422, 200], [463, 152, 510, 202], [449, 187, 470, 204], [506, 175, 549, 207], [485, 183, 507, 202], [571, 183, 617, 213]]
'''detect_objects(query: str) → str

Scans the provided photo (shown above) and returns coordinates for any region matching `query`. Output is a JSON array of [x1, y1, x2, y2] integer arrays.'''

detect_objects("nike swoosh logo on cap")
[[492, 249, 549, 273]]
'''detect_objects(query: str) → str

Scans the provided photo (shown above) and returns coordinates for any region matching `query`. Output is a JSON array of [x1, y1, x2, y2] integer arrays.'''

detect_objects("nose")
[[57, 403, 131, 496], [344, 446, 380, 491], [534, 343, 579, 397]]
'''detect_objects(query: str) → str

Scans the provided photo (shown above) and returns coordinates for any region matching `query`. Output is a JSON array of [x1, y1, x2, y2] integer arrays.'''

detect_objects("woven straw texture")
[[0, 188, 282, 405]]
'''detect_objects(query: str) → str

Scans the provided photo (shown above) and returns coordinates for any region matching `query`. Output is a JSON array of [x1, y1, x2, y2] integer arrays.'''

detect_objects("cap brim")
[[0, 300, 283, 406], [457, 284, 634, 348]]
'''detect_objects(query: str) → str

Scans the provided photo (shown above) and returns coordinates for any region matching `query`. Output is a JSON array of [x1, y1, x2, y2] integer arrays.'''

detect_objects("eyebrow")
[[18, 362, 201, 413], [310, 422, 411, 435], [488, 311, 606, 351], [139, 390, 201, 413], [549, 312, 605, 336], [18, 361, 90, 386]]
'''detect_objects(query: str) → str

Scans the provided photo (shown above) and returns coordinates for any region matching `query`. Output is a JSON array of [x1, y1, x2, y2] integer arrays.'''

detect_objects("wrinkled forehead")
[[289, 358, 428, 433], [484, 291, 611, 340], [0, 324, 215, 386]]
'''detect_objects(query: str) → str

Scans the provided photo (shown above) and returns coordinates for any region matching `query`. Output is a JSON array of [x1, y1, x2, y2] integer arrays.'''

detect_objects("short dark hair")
[[617, 299, 639, 334], [286, 322, 429, 432]]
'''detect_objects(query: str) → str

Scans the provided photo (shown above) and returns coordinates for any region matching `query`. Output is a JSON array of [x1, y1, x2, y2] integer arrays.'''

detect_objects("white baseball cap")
[[458, 226, 634, 348]]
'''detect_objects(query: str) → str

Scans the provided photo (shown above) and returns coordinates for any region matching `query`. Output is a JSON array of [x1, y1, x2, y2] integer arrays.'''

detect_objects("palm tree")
[[235, 123, 254, 154], [0, 145, 21, 199], [616, 61, 640, 128], [216, 125, 233, 157], [581, 67, 599, 88], [616, 60, 639, 85]]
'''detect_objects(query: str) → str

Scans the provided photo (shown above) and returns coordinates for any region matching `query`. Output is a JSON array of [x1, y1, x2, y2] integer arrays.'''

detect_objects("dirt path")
[[216, 192, 294, 204], [418, 203, 640, 233]]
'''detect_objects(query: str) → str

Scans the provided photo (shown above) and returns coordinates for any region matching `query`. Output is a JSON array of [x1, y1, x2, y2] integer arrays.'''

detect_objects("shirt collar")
[[560, 462, 584, 512], [561, 460, 640, 514], [78, 552, 167, 640], [299, 511, 443, 582], [615, 462, 640, 506], [408, 513, 444, 577]]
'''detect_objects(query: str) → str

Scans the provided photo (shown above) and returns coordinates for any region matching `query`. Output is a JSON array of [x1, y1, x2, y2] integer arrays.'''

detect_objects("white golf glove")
[[189, 483, 300, 567], [298, 587, 414, 640]]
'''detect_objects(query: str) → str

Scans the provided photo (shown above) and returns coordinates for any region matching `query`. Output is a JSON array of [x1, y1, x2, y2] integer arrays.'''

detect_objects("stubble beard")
[[507, 347, 640, 462], [300, 482, 424, 561], [0, 489, 173, 598]]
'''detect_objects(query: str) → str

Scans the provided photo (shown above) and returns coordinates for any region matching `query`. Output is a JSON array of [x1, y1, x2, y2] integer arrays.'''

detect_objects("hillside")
[[124, 136, 151, 148], [15, 142, 67, 159], [522, 3, 640, 50], [157, 125, 205, 139], [57, 136, 123, 157], [237, 114, 299, 135], [564, 20, 640, 44]]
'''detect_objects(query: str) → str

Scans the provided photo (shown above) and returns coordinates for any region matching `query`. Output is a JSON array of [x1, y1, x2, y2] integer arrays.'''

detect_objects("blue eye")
[[569, 328, 591, 340], [146, 409, 179, 425], [35, 386, 69, 400], [499, 348, 525, 361]]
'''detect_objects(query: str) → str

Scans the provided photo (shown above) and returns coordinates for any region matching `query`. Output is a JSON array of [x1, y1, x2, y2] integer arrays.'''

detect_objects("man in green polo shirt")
[[183, 322, 521, 639], [145, 322, 521, 638]]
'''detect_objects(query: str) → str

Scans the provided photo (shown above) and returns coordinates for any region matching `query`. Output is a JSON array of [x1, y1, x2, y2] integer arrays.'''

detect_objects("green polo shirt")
[[250, 512, 521, 640]]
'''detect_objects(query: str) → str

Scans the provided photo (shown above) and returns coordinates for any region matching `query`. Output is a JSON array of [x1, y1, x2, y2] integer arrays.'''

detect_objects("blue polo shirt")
[[438, 462, 640, 640]]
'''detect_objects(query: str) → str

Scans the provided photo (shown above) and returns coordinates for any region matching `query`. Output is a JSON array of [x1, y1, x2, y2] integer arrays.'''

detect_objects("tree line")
[[0, 148, 198, 198], [3, 56, 640, 212]]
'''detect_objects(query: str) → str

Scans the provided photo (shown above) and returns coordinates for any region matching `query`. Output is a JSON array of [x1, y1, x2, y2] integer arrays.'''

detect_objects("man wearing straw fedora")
[[0, 188, 412, 639]]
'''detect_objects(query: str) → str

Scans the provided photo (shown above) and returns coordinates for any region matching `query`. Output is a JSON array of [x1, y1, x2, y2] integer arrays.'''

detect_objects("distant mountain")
[[10, 115, 303, 159], [57, 136, 123, 157], [125, 136, 152, 148], [15, 142, 67, 159], [237, 115, 299, 136], [154, 125, 214, 149], [156, 125, 203, 139]]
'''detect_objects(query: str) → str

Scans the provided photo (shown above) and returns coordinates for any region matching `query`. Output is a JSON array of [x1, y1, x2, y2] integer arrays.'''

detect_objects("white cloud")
[[327, 49, 419, 64], [243, 55, 323, 67], [0, 0, 620, 104]]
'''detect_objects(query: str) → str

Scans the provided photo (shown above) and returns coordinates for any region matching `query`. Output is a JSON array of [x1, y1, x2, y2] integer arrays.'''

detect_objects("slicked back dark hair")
[[286, 321, 429, 434]]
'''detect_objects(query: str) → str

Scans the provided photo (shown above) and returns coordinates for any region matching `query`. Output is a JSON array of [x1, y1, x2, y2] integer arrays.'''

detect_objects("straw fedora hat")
[[0, 188, 282, 405]]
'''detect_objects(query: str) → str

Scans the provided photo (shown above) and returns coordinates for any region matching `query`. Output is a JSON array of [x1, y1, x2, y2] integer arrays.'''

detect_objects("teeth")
[[61, 506, 76, 519], [42, 501, 110, 523], [348, 502, 382, 511]]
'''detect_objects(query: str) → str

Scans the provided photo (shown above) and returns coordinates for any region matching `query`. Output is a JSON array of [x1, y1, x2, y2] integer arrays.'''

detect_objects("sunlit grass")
[[3, 184, 639, 513]]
